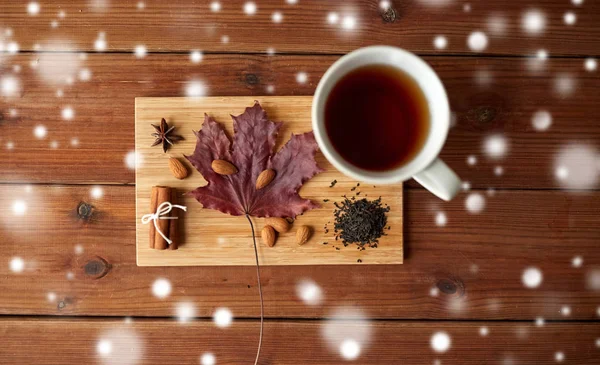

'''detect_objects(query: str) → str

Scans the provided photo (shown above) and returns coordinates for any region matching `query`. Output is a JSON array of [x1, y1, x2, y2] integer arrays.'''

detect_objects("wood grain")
[[1, 318, 599, 364], [135, 97, 403, 266], [1, 0, 599, 56], [1, 184, 598, 319], [2, 54, 599, 189]]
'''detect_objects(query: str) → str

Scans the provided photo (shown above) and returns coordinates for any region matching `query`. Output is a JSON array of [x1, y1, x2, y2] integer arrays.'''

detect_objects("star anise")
[[151, 118, 183, 153]]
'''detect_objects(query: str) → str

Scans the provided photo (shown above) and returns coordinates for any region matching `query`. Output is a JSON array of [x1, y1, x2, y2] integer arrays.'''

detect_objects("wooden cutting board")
[[135, 97, 403, 266]]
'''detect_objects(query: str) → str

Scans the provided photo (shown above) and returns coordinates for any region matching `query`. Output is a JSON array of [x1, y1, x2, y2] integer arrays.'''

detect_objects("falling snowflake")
[[7, 41, 19, 54], [62, 106, 74, 120], [462, 181, 471, 191], [467, 31, 488, 52], [190, 50, 203, 63], [134, 45, 147, 58], [584, 58, 597, 72], [96, 327, 144, 365], [137, 1, 145, 10], [435, 211, 447, 226], [50, 20, 59, 28], [327, 12, 339, 24], [522, 10, 546, 34], [431, 332, 451, 353], [296, 279, 324, 306], [487, 13, 507, 35], [531, 110, 552, 131], [522, 267, 543, 288], [50, 140, 59, 149], [572, 0, 583, 4], [6, 141, 15, 150], [430, 287, 439, 297], [74, 244, 84, 255], [272, 11, 283, 23], [322, 307, 372, 361], [553, 143, 599, 189], [213, 308, 233, 328], [1, 75, 20, 97], [483, 134, 508, 159], [341, 15, 357, 30], [339, 339, 361, 360], [286, 0, 298, 4], [563, 12, 576, 25], [586, 269, 600, 291], [243, 2, 257, 15], [9, 257, 25, 273], [571, 256, 583, 268], [463, 3, 471, 12], [185, 80, 207, 97], [175, 302, 197, 323], [537, 49, 548, 60], [94, 33, 107, 51], [560, 306, 571, 316], [494, 166, 504, 176], [479, 327, 489, 336], [27, 2, 40, 15], [221, 35, 229, 44], [79, 68, 91, 81], [210, 1, 221, 12], [433, 36, 447, 50], [266, 84, 275, 94], [266, 47, 275, 55], [296, 72, 308, 84], [465, 193, 485, 213], [47, 292, 57, 302], [125, 150, 143, 170], [467, 155, 477, 166], [200, 353, 216, 365], [152, 278, 172, 299], [90, 186, 104, 199], [71, 137, 79, 147], [553, 73, 576, 97], [379, 1, 391, 10], [535, 317, 545, 327], [34, 125, 47, 139]]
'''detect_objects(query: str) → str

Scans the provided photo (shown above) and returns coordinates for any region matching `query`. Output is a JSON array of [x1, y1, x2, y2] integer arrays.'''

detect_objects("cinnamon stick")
[[154, 186, 172, 250], [168, 189, 179, 250], [149, 186, 159, 249]]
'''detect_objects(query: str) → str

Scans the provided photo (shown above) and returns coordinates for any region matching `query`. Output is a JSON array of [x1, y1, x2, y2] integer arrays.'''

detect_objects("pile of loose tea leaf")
[[333, 195, 390, 249]]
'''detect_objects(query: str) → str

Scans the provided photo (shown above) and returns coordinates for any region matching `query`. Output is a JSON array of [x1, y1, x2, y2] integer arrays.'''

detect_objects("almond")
[[261, 225, 277, 247], [265, 217, 290, 233], [168, 157, 188, 180], [295, 225, 311, 246], [211, 159, 238, 175], [256, 169, 276, 190]]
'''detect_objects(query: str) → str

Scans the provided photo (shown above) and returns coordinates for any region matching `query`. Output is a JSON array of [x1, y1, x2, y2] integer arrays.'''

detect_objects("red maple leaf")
[[185, 102, 323, 218]]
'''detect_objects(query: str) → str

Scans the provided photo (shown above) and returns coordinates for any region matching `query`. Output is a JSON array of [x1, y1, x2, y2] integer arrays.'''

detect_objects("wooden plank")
[[1, 0, 599, 56], [1, 184, 599, 319], [135, 97, 403, 266], [2, 54, 599, 189], [1, 318, 599, 364]]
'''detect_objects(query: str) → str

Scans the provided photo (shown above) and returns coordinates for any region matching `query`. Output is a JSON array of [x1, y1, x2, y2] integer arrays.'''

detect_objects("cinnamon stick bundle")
[[148, 186, 180, 250]]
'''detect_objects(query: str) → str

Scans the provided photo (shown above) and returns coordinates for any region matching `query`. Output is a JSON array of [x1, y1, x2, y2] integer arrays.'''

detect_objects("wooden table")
[[1, 1, 599, 363]]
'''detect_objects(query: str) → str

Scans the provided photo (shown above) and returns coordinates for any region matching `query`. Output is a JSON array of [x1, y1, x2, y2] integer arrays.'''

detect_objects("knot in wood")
[[381, 7, 397, 23], [436, 278, 465, 296], [467, 106, 497, 125], [84, 257, 110, 279], [77, 202, 93, 220], [245, 73, 259, 85]]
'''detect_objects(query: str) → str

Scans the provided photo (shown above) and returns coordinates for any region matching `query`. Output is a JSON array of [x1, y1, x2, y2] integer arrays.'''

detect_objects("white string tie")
[[141, 201, 187, 245]]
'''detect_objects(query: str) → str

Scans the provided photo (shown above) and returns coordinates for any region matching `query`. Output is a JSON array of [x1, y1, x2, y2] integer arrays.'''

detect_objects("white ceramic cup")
[[312, 46, 461, 201]]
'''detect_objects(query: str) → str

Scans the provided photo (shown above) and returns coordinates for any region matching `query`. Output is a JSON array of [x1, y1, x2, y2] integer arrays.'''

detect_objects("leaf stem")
[[246, 214, 264, 365]]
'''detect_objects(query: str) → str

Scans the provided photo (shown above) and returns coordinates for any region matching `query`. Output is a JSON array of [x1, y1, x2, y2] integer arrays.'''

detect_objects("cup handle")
[[412, 158, 461, 201]]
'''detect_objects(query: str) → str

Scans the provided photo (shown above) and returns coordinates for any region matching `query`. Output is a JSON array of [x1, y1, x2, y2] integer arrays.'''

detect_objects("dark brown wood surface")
[[0, 0, 599, 363], [1, 0, 599, 56], [2, 54, 598, 188], [1, 319, 599, 364], [1, 184, 598, 319]]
